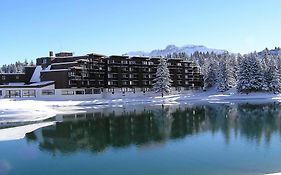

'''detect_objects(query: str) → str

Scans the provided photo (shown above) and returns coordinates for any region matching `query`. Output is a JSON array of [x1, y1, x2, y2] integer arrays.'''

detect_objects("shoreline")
[[0, 90, 281, 124]]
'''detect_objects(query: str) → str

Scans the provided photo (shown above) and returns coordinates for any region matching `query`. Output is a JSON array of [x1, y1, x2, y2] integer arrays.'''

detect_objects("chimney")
[[49, 51, 54, 57]]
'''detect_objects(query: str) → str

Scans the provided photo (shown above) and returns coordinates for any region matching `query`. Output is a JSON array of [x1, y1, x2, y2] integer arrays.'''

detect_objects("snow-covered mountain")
[[125, 44, 226, 57], [258, 47, 281, 56]]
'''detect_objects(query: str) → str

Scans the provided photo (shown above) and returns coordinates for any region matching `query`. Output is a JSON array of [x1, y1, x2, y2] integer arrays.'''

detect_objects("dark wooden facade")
[[1, 52, 203, 90], [64, 54, 203, 90]]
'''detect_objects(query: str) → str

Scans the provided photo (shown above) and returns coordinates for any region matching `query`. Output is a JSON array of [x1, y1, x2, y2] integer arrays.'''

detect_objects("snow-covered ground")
[[0, 122, 55, 141], [1, 88, 281, 124]]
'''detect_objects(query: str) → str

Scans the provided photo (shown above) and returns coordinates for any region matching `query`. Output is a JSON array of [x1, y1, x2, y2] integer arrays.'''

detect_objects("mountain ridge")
[[124, 44, 227, 57]]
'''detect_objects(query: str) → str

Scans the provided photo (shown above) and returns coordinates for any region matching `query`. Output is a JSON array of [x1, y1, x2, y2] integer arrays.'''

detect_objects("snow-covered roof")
[[0, 81, 54, 88], [5, 83, 25, 86], [51, 61, 78, 66], [77, 59, 89, 62], [29, 81, 55, 86], [41, 69, 69, 73], [30, 66, 42, 83], [0, 73, 25, 75], [44, 65, 51, 71]]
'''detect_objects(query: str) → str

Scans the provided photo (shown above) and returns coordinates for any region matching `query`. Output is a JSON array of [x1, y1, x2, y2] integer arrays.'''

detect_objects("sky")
[[1, 0, 281, 64]]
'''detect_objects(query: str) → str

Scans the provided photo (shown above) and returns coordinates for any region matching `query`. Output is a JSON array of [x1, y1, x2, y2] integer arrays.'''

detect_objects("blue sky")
[[1, 0, 281, 64]]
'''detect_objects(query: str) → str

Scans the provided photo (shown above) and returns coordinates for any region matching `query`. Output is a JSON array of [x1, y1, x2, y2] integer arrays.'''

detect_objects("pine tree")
[[227, 54, 238, 87], [217, 59, 229, 92], [203, 58, 218, 89], [237, 53, 263, 93], [30, 60, 35, 66], [153, 58, 172, 97], [248, 53, 263, 91], [268, 59, 281, 93], [260, 50, 271, 91], [237, 55, 251, 93]]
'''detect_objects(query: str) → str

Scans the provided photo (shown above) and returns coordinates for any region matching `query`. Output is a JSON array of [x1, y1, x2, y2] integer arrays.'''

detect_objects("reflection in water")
[[26, 103, 281, 155]]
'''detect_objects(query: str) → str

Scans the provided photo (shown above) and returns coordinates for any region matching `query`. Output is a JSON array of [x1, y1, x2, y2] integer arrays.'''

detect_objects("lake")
[[1, 102, 281, 175]]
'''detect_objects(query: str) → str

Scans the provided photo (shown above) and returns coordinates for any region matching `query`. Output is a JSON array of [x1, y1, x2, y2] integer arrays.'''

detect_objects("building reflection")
[[26, 103, 281, 155]]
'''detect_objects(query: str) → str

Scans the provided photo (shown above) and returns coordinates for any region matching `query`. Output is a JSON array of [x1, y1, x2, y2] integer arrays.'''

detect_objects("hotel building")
[[0, 51, 203, 99]]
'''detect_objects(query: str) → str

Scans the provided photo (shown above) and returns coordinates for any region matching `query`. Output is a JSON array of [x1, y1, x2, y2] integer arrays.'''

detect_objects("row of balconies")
[[106, 80, 198, 87]]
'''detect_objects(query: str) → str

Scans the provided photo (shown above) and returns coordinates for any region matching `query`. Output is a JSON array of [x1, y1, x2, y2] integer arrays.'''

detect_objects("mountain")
[[125, 44, 226, 57], [258, 47, 281, 56]]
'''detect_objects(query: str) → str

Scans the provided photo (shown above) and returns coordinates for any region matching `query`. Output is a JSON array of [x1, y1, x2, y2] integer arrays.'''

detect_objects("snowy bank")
[[1, 89, 281, 124], [0, 122, 55, 141]]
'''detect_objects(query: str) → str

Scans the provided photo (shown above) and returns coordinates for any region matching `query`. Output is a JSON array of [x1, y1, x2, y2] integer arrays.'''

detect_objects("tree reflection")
[[26, 102, 281, 155]]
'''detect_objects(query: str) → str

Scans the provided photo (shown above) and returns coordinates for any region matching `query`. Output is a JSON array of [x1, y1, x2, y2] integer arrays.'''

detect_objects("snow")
[[28, 81, 54, 86], [1, 83, 25, 86], [41, 69, 68, 72], [30, 66, 42, 83], [0, 81, 54, 87], [1, 88, 281, 121], [51, 61, 77, 66], [125, 44, 226, 57], [0, 99, 57, 123], [0, 122, 54, 141]]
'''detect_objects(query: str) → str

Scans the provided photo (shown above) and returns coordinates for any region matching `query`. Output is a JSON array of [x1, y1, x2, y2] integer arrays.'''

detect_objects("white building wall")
[[0, 86, 197, 101]]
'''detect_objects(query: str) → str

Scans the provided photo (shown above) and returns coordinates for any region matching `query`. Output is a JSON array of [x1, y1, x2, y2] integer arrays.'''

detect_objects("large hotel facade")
[[0, 51, 203, 99]]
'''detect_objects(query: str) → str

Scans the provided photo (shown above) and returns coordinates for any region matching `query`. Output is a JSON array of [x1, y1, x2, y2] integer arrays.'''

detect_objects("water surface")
[[1, 102, 281, 175]]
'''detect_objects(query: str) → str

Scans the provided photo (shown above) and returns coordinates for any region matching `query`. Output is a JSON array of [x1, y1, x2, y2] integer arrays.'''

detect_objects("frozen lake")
[[0, 102, 281, 175]]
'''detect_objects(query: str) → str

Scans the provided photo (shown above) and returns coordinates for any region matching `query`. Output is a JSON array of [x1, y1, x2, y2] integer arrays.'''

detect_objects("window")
[[148, 61, 153, 65], [69, 72, 75, 77], [5, 90, 21, 98], [123, 74, 129, 78], [107, 88, 114, 92], [177, 63, 182, 66], [62, 90, 75, 95], [22, 90, 36, 98], [85, 89, 93, 94], [93, 89, 101, 94], [2, 76, 6, 81], [76, 90, 85, 95], [16, 76, 19, 80], [42, 89, 55, 95], [0, 90, 2, 96]]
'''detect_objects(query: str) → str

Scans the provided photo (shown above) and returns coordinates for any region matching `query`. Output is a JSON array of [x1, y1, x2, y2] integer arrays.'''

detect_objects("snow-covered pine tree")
[[153, 58, 172, 97], [217, 58, 229, 92], [237, 55, 251, 93], [268, 59, 281, 93], [227, 54, 238, 87], [238, 53, 263, 93], [260, 50, 271, 91], [248, 53, 263, 91], [203, 57, 218, 89], [30, 60, 35, 66]]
